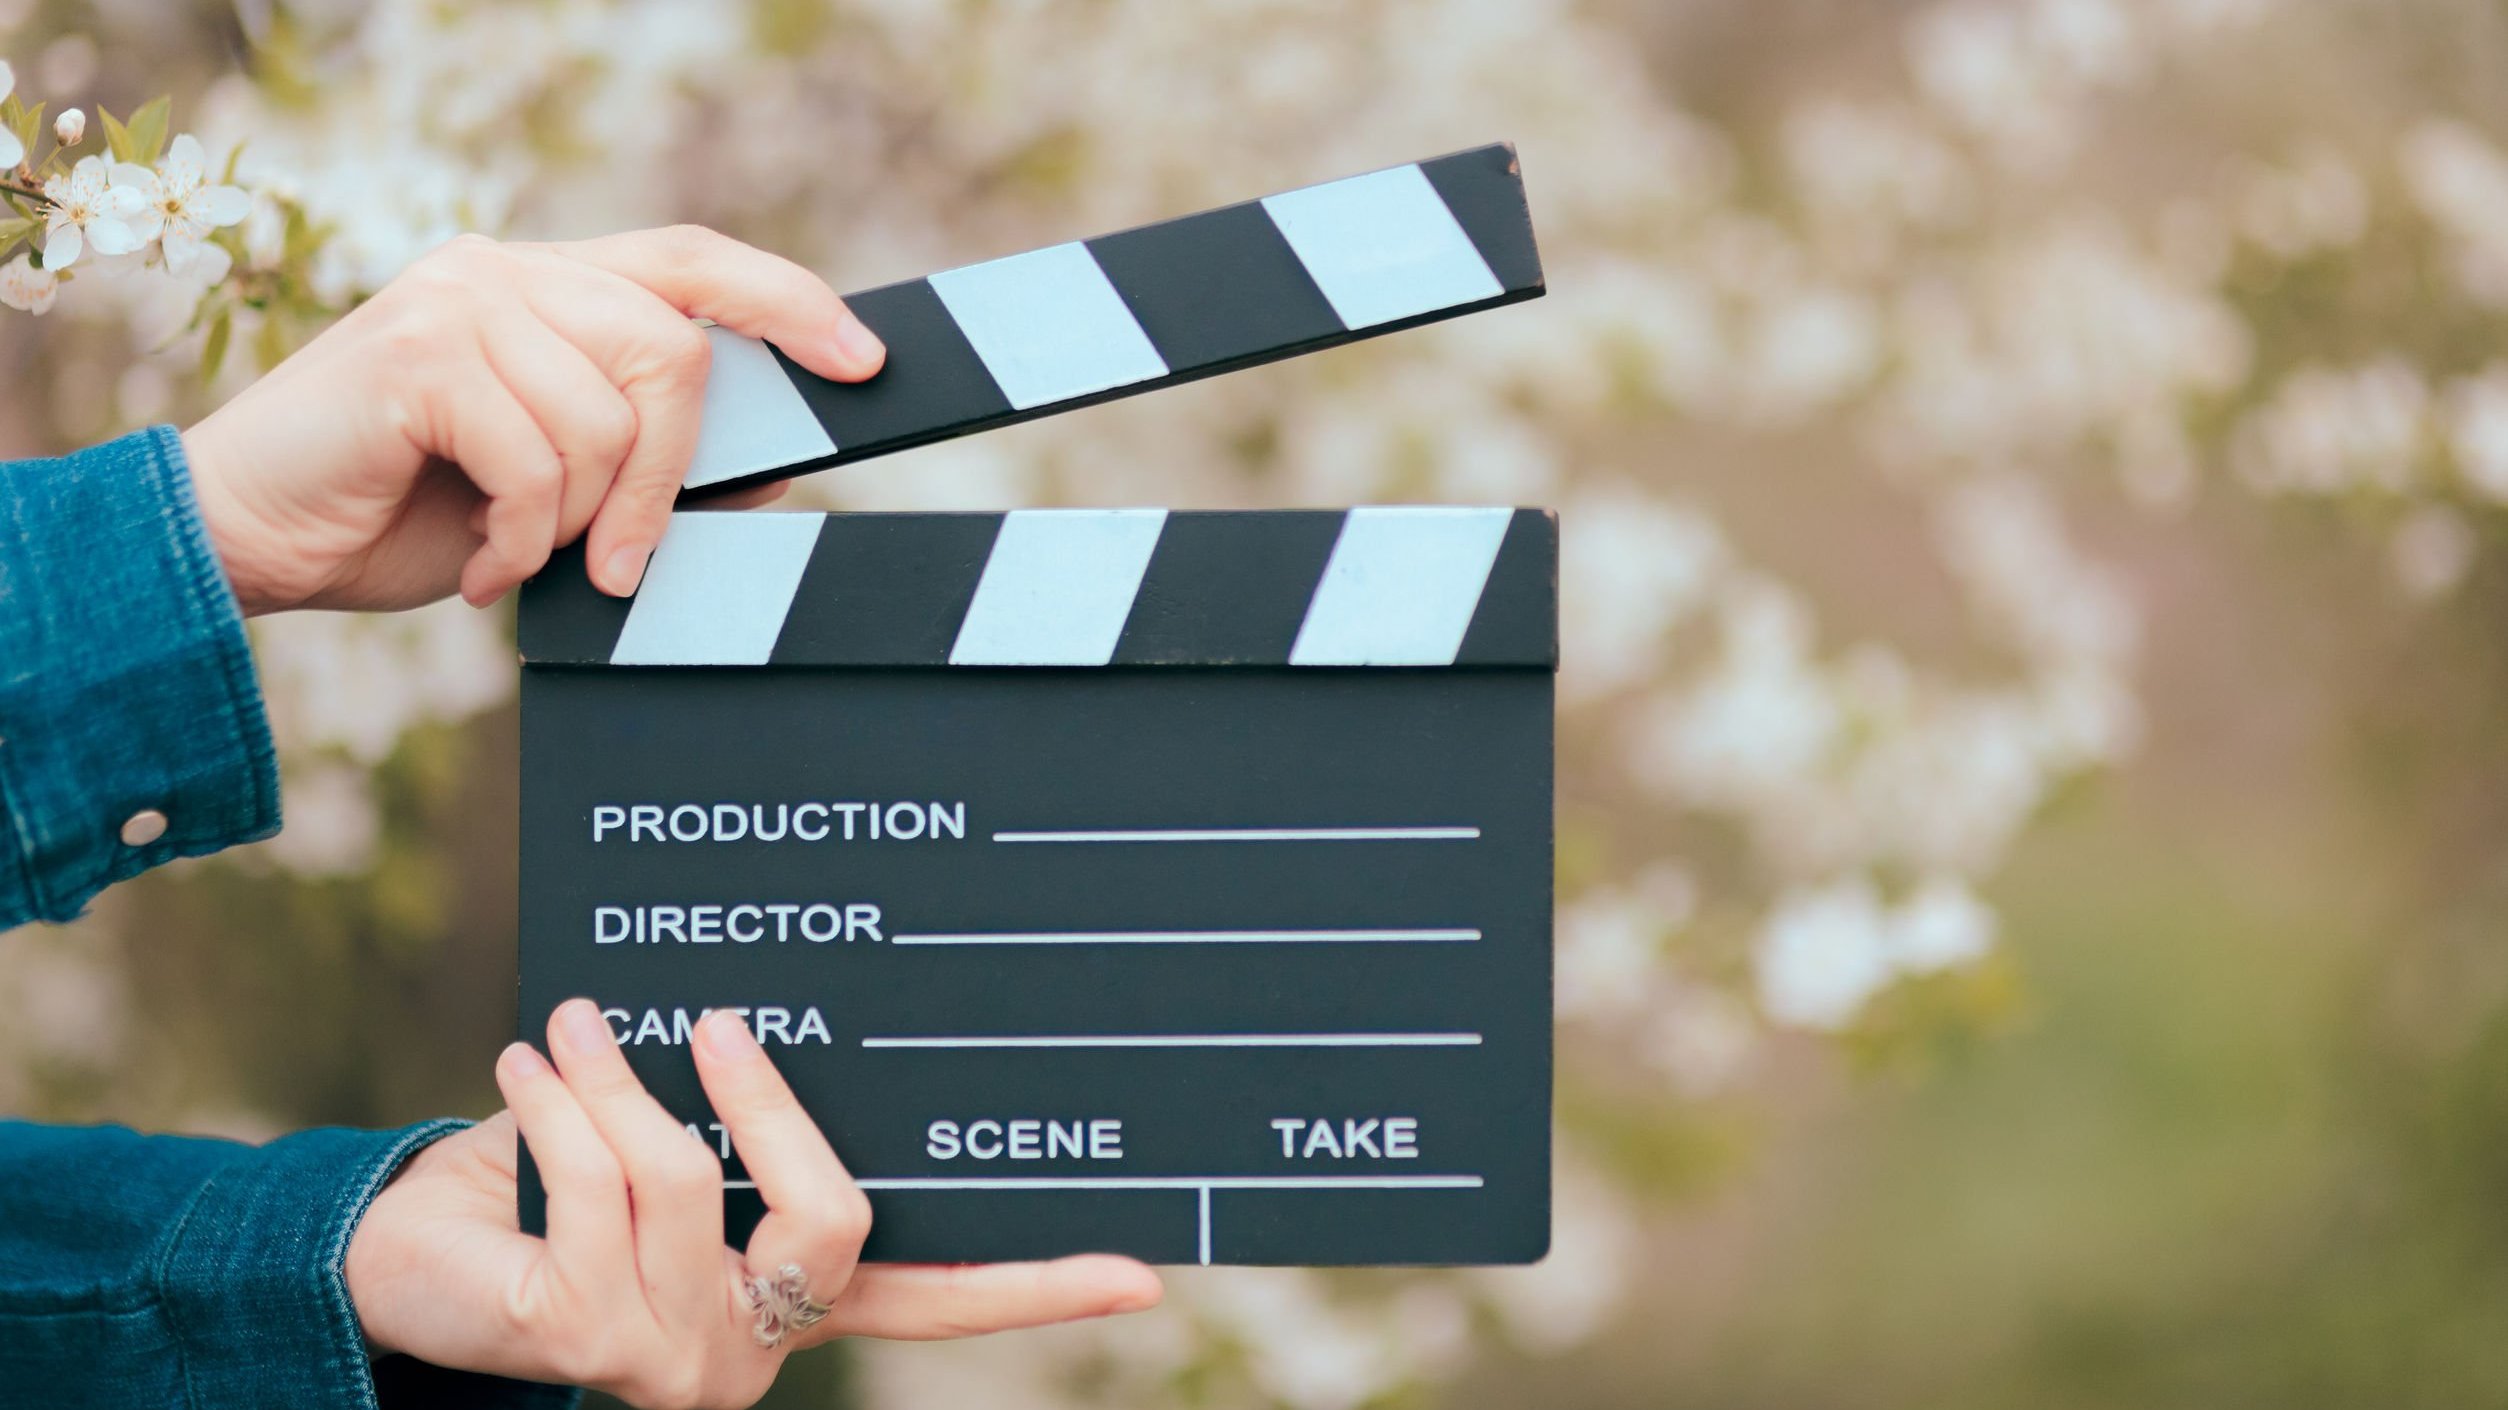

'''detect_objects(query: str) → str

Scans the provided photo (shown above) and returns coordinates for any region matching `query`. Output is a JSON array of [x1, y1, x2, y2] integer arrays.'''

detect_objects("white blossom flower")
[[2401, 121, 2508, 307], [52, 107, 83, 148], [1891, 876, 1998, 971], [0, 253, 56, 314], [263, 763, 384, 876], [113, 133, 251, 273], [2445, 364, 2508, 502], [1555, 889, 1667, 1021], [1756, 875, 1998, 1029], [0, 63, 18, 170], [2232, 359, 2431, 497], [1559, 485, 1725, 700], [40, 155, 146, 269], [1756, 878, 1898, 1029]]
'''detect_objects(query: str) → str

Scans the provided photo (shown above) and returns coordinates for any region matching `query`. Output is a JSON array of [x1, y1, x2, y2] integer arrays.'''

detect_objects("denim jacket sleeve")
[[0, 424, 279, 928], [0, 432, 576, 1406], [0, 1118, 577, 1409]]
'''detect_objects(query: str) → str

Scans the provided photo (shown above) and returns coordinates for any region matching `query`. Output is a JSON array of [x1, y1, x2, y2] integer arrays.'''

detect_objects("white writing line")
[[730, 1175, 1485, 1191], [721, 1173, 1488, 1266], [891, 928, 1480, 946], [861, 1033, 1483, 1050], [991, 826, 1480, 843]]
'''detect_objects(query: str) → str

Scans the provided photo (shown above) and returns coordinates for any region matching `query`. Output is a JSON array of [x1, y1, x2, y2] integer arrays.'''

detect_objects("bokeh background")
[[8, 0, 2508, 1405]]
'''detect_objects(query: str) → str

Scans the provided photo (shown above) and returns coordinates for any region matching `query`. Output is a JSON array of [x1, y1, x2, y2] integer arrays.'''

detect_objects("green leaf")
[[123, 97, 171, 167], [97, 106, 129, 164], [221, 140, 247, 184], [281, 203, 316, 263], [252, 314, 288, 372], [201, 307, 232, 383]]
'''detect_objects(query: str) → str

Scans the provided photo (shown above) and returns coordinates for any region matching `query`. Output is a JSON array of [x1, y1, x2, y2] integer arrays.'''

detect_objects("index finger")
[[819, 1257, 1165, 1343], [548, 224, 885, 383]]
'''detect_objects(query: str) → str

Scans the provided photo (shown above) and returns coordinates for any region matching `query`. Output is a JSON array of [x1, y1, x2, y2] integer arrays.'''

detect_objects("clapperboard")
[[516, 145, 1555, 1266]]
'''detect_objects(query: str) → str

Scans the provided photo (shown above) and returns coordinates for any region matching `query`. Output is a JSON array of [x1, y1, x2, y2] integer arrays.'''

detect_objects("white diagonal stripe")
[[680, 327, 839, 491], [927, 243, 1170, 410], [1261, 164, 1504, 330], [949, 509, 1167, 666], [1290, 507, 1514, 666], [610, 513, 825, 665]]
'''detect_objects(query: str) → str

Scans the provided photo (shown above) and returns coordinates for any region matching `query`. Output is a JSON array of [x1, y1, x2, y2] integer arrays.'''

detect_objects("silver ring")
[[742, 1262, 834, 1349]]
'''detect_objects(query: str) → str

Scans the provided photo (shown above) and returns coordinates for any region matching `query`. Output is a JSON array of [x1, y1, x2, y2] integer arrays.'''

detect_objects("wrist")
[[180, 421, 290, 616], [343, 1208, 404, 1360]]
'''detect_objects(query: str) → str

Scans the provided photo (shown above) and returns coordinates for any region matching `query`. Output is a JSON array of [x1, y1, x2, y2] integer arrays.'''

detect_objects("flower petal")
[[45, 223, 81, 269], [109, 161, 157, 192], [161, 134, 206, 192], [2, 255, 60, 316], [195, 185, 252, 227], [119, 204, 164, 244], [184, 240, 233, 286], [0, 60, 13, 107], [85, 217, 144, 258], [159, 227, 203, 274], [0, 130, 23, 171]]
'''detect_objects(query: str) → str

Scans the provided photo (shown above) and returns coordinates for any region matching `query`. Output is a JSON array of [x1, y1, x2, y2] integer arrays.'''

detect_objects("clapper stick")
[[679, 142, 1541, 496]]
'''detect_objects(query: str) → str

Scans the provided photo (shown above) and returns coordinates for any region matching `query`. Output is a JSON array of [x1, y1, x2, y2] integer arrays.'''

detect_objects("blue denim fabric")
[[0, 429, 578, 1407], [0, 1119, 576, 1409], [0, 424, 278, 928]]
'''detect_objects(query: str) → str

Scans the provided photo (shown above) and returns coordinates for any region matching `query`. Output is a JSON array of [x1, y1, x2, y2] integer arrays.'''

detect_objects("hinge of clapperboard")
[[674, 141, 1542, 498]]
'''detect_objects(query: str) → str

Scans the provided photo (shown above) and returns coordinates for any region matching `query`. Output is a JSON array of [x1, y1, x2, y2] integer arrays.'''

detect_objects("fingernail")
[[603, 543, 652, 597], [700, 1008, 761, 1062], [832, 313, 885, 374], [499, 1042, 549, 1081], [556, 998, 613, 1053]]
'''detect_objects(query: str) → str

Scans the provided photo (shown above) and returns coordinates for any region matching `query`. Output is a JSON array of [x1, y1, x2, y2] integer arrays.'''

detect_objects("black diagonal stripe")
[[1420, 144, 1544, 295], [769, 513, 1005, 666], [1089, 202, 1347, 373], [1112, 511, 1347, 665], [1454, 508, 1558, 667], [778, 279, 1014, 460], [517, 541, 634, 663]]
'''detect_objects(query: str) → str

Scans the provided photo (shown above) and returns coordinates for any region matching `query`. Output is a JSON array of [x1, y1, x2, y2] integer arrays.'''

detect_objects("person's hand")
[[345, 1000, 1162, 1407], [181, 227, 884, 615]]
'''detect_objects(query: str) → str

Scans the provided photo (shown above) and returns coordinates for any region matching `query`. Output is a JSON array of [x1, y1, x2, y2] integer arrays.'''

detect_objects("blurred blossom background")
[[9, 0, 2508, 1404]]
